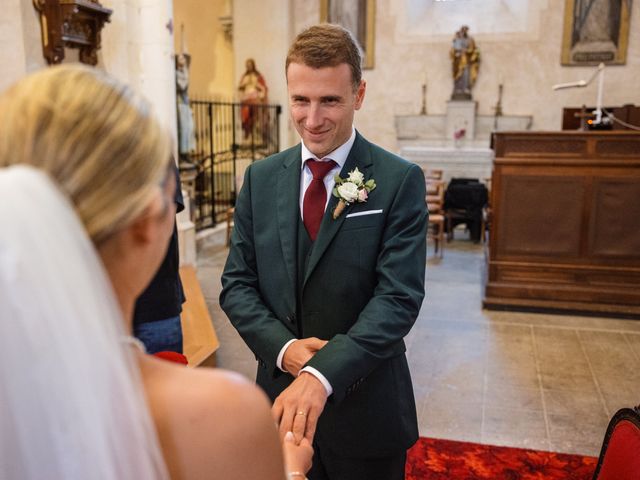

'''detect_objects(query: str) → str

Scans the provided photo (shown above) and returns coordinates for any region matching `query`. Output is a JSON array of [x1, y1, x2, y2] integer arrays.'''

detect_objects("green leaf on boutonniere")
[[365, 179, 376, 191]]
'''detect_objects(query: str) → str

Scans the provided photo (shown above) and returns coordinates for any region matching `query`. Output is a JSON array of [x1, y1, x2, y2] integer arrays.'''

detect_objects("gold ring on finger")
[[296, 411, 306, 416]]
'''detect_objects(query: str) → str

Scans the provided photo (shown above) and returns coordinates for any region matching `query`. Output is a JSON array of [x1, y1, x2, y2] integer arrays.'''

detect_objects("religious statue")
[[450, 25, 480, 100], [238, 58, 269, 140], [176, 53, 196, 156]]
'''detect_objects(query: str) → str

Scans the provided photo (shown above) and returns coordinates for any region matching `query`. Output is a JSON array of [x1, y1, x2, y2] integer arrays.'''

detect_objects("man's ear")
[[354, 80, 366, 110]]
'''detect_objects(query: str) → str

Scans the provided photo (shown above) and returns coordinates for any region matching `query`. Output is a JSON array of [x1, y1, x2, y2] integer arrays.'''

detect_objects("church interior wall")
[[223, 0, 640, 153], [173, 0, 234, 99], [0, 0, 45, 93], [357, 0, 640, 152], [0, 0, 177, 141], [233, 0, 294, 149], [2, 0, 638, 155], [101, 0, 177, 141]]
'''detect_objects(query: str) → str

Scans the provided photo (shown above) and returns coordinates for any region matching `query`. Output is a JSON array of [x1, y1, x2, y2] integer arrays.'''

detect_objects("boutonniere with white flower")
[[331, 167, 376, 219]]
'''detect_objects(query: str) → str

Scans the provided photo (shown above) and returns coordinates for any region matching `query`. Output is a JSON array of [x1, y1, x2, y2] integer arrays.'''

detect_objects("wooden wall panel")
[[589, 180, 640, 257], [499, 176, 584, 257]]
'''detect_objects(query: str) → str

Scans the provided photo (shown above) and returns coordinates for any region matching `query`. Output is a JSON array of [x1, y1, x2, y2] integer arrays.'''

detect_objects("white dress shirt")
[[276, 128, 357, 397]]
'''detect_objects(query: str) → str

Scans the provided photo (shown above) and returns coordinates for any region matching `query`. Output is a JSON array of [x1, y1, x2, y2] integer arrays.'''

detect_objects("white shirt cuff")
[[300, 366, 333, 397], [277, 339, 297, 372]]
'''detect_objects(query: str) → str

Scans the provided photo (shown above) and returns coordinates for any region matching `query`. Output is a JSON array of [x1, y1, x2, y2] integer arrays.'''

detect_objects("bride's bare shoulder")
[[140, 356, 284, 479], [141, 356, 267, 418]]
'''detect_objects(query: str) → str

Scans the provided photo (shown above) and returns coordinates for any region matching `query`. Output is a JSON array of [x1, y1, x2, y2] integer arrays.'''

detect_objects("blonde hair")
[[0, 64, 171, 244]]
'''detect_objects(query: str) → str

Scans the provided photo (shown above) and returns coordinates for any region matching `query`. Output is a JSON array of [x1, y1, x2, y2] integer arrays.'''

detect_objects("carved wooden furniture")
[[33, 0, 112, 65], [484, 131, 640, 317]]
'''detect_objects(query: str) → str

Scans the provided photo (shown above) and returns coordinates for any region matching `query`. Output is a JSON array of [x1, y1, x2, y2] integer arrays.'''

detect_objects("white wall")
[[102, 0, 178, 138], [0, 0, 45, 92]]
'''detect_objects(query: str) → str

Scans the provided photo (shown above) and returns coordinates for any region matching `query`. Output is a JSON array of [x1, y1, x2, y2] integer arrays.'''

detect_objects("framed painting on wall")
[[320, 0, 375, 69], [561, 0, 632, 65]]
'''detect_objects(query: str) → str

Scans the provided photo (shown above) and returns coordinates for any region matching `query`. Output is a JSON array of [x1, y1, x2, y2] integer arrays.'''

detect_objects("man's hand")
[[282, 337, 327, 376], [272, 372, 328, 444]]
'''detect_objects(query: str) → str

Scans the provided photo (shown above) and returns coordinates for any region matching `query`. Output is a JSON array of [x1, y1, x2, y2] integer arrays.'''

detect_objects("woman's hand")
[[282, 431, 313, 477]]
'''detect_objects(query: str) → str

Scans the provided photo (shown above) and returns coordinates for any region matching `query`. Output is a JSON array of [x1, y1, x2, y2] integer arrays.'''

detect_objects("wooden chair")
[[592, 405, 640, 480], [425, 179, 445, 258], [423, 168, 443, 181]]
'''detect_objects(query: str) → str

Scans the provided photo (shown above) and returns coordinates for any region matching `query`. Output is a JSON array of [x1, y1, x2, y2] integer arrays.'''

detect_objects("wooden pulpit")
[[484, 131, 640, 318]]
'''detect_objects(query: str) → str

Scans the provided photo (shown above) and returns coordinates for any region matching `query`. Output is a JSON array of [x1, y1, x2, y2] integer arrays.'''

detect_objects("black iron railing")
[[182, 100, 281, 230]]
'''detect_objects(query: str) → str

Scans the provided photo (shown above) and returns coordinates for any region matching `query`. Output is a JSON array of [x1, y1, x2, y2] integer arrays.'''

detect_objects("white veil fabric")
[[0, 166, 168, 479]]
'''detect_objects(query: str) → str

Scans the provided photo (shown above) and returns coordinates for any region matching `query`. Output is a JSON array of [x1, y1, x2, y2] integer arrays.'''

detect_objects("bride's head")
[[0, 65, 174, 479], [0, 64, 176, 313]]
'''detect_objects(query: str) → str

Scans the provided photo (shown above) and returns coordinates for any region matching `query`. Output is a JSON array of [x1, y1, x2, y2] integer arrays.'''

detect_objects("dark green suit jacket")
[[220, 132, 427, 457]]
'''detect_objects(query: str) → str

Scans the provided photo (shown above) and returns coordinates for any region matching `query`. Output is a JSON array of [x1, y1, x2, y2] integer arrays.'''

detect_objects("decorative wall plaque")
[[33, 0, 112, 65]]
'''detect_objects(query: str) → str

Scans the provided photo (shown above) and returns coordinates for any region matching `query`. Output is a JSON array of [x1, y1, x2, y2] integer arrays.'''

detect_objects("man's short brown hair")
[[286, 24, 363, 90]]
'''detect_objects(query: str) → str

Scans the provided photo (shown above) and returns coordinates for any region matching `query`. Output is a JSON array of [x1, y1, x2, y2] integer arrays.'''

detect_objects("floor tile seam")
[[623, 333, 640, 364], [575, 330, 611, 418], [540, 389, 613, 414], [482, 403, 546, 414], [530, 324, 553, 451]]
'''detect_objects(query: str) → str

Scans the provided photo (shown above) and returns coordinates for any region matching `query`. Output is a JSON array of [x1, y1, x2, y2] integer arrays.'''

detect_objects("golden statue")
[[450, 26, 480, 100]]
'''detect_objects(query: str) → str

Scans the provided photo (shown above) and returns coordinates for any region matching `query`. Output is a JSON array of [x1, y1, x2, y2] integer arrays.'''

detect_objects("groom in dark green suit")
[[220, 24, 427, 480]]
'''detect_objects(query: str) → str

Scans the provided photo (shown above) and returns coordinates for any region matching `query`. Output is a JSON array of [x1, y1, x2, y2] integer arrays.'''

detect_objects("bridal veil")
[[0, 167, 168, 479]]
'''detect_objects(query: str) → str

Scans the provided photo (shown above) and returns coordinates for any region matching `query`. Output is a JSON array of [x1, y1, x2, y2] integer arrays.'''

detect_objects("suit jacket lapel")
[[304, 133, 373, 286], [277, 146, 302, 293]]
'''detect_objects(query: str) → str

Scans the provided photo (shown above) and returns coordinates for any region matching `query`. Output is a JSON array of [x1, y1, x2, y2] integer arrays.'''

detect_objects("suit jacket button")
[[286, 315, 295, 324]]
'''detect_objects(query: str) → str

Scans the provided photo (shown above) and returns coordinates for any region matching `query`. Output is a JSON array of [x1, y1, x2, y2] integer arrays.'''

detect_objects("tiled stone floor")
[[196, 234, 640, 457]]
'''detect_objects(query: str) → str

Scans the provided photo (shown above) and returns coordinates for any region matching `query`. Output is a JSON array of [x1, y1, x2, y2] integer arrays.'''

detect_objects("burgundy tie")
[[303, 159, 337, 241]]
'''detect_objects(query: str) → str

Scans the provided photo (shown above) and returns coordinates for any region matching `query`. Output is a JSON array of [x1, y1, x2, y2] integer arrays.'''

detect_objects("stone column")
[[102, 0, 196, 266]]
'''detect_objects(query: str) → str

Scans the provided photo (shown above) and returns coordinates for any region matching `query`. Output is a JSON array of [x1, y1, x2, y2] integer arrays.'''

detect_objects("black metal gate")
[[182, 100, 281, 230]]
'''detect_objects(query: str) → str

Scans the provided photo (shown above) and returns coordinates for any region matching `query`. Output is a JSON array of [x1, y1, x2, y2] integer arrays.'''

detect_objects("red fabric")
[[153, 351, 188, 365], [405, 437, 597, 480], [303, 160, 336, 241], [597, 421, 640, 480]]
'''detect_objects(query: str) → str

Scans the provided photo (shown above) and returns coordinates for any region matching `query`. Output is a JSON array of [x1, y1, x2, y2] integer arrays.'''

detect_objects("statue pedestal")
[[446, 100, 477, 141]]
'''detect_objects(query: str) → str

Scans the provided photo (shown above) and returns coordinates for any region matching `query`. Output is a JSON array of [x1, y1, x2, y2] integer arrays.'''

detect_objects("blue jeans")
[[134, 316, 183, 354]]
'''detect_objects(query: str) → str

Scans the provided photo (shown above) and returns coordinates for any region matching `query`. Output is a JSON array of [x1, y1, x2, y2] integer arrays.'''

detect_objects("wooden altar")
[[484, 131, 640, 318]]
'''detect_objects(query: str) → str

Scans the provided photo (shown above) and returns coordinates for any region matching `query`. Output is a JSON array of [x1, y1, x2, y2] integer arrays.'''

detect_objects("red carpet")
[[406, 437, 598, 479]]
